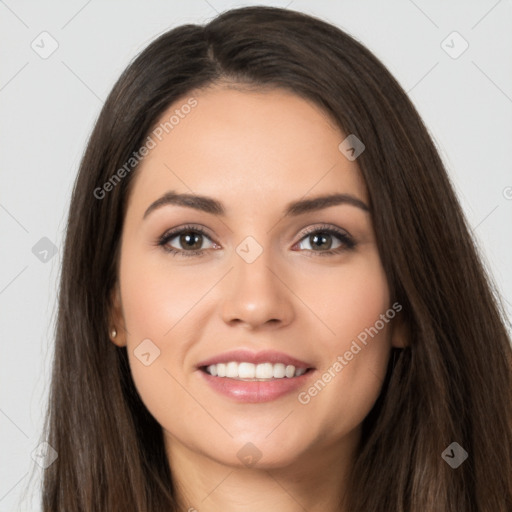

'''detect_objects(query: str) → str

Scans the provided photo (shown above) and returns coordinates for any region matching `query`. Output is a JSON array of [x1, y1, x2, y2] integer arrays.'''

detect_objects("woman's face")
[[110, 86, 404, 471]]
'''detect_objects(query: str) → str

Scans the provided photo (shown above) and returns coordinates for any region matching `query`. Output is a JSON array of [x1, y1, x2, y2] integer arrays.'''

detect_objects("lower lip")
[[198, 369, 315, 403]]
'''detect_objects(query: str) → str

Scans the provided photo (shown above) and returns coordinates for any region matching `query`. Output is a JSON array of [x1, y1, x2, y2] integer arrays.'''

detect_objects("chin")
[[205, 431, 313, 470]]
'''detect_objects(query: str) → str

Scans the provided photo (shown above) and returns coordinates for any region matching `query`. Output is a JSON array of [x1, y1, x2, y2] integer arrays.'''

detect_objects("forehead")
[[127, 86, 367, 217]]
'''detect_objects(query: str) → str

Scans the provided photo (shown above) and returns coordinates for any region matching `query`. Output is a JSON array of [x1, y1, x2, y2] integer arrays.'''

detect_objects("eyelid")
[[158, 223, 215, 241], [158, 224, 218, 250], [296, 223, 352, 240]]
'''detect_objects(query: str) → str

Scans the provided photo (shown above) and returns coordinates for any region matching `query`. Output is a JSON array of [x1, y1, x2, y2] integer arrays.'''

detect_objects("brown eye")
[[158, 225, 217, 257], [308, 232, 334, 251], [177, 232, 204, 251], [295, 226, 355, 254]]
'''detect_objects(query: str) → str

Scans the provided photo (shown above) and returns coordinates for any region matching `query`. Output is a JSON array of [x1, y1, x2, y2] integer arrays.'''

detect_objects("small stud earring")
[[111, 328, 117, 339]]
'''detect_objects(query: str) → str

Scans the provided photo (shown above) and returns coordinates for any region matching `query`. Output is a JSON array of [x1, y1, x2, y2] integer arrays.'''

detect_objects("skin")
[[109, 86, 407, 512]]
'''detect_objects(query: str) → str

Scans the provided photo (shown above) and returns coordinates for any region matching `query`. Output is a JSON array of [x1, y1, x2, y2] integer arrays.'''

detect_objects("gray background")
[[1, 0, 511, 510]]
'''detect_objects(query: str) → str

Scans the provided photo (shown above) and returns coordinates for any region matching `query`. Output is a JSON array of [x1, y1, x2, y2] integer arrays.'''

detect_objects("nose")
[[220, 246, 295, 330]]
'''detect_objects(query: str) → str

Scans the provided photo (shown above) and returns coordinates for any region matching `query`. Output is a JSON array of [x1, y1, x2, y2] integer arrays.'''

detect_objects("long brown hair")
[[40, 6, 512, 511]]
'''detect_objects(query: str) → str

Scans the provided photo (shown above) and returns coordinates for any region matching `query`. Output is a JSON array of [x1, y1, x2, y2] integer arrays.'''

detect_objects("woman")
[[40, 5, 512, 511]]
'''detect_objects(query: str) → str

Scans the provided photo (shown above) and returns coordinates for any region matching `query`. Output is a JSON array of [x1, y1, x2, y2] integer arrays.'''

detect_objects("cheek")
[[119, 242, 212, 342], [296, 252, 393, 429], [117, 245, 206, 418], [303, 250, 390, 345], [331, 251, 392, 372]]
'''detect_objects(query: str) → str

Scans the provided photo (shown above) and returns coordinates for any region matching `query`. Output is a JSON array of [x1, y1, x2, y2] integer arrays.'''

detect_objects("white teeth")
[[226, 361, 238, 378], [273, 363, 286, 378], [255, 362, 273, 379], [238, 362, 255, 379], [285, 365, 295, 378], [217, 363, 226, 377], [204, 361, 309, 379]]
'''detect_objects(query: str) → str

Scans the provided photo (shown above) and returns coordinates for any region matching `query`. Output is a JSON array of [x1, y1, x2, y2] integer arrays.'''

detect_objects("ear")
[[108, 283, 127, 347], [390, 308, 409, 349]]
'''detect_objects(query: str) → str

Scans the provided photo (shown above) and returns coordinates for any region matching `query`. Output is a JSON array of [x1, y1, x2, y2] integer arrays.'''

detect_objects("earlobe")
[[109, 328, 126, 347], [390, 311, 409, 349], [108, 284, 127, 347]]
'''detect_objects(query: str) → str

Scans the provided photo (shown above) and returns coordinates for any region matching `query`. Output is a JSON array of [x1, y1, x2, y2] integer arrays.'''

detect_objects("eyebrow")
[[143, 190, 369, 220]]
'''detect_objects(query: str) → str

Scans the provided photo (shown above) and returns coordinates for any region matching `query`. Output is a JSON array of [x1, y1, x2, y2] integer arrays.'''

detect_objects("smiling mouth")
[[200, 361, 314, 380]]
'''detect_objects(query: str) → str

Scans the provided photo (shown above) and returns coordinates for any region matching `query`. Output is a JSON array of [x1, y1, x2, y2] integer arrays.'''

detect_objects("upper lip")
[[196, 349, 314, 370]]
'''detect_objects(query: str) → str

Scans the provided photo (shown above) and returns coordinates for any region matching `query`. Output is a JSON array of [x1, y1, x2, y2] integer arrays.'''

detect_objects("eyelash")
[[156, 223, 356, 258]]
